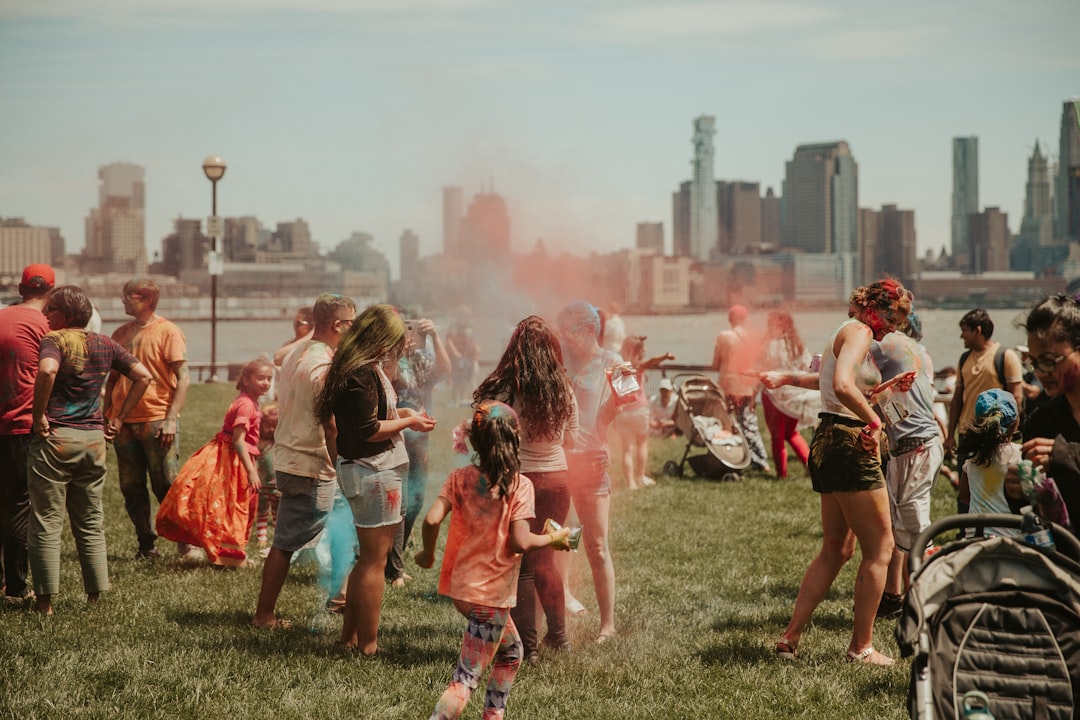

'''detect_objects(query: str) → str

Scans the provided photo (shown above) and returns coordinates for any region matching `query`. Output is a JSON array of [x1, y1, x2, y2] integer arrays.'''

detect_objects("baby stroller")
[[896, 513, 1080, 720], [661, 374, 750, 482]]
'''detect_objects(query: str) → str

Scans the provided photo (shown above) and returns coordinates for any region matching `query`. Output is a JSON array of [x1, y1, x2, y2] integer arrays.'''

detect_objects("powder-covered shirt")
[[871, 332, 939, 444], [566, 348, 622, 453], [0, 304, 49, 434], [109, 315, 187, 423], [214, 393, 261, 455], [965, 442, 1023, 536], [819, 319, 881, 420], [40, 331, 139, 431], [437, 466, 535, 608]]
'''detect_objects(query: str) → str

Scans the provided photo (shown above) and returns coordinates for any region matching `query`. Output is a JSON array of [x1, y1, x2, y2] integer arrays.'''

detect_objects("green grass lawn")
[[0, 383, 960, 719]]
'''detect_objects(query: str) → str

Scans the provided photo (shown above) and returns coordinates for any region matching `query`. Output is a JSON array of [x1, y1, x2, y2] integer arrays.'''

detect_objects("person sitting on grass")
[[415, 400, 572, 720], [27, 285, 152, 615], [156, 358, 273, 566]]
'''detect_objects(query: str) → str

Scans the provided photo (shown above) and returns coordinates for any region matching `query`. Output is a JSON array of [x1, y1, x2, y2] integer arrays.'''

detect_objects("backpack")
[[958, 345, 1007, 387]]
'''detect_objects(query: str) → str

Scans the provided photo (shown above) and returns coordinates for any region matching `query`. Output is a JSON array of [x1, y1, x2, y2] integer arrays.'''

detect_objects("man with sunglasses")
[[103, 278, 190, 559]]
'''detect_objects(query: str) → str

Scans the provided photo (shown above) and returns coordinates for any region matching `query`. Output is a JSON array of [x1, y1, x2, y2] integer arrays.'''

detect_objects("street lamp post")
[[202, 156, 226, 382]]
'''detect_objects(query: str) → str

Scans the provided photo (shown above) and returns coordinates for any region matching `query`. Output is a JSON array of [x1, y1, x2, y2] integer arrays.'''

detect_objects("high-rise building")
[[761, 187, 781, 250], [85, 162, 147, 275], [780, 141, 858, 298], [223, 216, 264, 262], [717, 181, 762, 255], [270, 219, 314, 257], [858, 208, 882, 284], [0, 218, 53, 280], [636, 222, 664, 254], [688, 116, 718, 260], [671, 181, 691, 257], [780, 141, 858, 255], [951, 137, 979, 269], [443, 185, 463, 255], [969, 207, 1010, 273], [879, 204, 917, 284], [161, 217, 208, 277], [1014, 141, 1058, 272], [1057, 99, 1080, 242], [399, 229, 419, 285], [459, 191, 510, 260]]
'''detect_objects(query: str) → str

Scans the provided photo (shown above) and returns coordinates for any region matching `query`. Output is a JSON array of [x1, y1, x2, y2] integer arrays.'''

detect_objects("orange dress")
[[156, 393, 261, 566]]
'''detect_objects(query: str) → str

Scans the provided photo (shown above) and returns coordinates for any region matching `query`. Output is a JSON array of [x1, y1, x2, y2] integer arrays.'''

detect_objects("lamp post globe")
[[202, 156, 227, 182]]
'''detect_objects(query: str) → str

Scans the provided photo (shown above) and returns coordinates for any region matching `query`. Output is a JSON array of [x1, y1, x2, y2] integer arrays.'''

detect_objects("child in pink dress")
[[156, 358, 272, 566], [415, 400, 572, 720]]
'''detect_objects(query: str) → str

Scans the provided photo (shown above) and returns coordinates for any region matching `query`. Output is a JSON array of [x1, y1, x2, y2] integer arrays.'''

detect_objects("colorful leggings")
[[431, 602, 522, 720]]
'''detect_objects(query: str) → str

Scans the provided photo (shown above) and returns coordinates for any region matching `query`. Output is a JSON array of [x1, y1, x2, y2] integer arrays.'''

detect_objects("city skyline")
[[1, 0, 1077, 279]]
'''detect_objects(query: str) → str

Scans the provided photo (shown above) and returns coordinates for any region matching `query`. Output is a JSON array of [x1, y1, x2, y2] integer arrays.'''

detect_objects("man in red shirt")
[[0, 264, 54, 604]]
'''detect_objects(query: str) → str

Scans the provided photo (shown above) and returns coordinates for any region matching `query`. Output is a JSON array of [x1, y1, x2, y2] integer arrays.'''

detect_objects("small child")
[[253, 403, 280, 557], [415, 400, 572, 720], [156, 358, 273, 565], [957, 388, 1021, 536], [615, 335, 675, 489]]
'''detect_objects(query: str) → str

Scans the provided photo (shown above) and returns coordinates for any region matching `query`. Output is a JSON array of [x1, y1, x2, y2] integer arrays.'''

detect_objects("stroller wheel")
[[663, 461, 682, 478], [720, 472, 741, 483]]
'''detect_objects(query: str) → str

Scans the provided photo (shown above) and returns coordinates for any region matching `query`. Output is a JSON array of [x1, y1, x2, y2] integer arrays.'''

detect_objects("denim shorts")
[[807, 418, 884, 494], [273, 471, 336, 552], [336, 460, 407, 528]]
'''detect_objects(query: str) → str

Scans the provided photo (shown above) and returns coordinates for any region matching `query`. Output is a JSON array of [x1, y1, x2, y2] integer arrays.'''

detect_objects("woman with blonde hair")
[[316, 304, 437, 656], [773, 279, 911, 666]]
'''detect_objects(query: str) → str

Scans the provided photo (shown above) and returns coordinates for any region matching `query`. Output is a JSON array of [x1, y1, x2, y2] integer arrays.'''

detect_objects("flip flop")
[[774, 638, 798, 660]]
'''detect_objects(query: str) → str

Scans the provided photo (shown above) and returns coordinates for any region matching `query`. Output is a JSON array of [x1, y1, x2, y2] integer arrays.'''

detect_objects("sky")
[[1, 0, 1078, 280]]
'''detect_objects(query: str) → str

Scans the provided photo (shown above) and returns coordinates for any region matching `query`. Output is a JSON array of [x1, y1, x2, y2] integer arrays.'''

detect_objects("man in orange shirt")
[[104, 278, 190, 559]]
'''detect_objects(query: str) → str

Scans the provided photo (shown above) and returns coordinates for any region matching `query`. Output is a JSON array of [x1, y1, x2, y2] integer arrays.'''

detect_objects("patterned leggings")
[[431, 602, 522, 720], [729, 395, 770, 471]]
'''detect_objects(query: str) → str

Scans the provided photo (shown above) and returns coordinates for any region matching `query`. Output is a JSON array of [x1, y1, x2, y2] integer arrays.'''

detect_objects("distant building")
[[688, 116, 718, 261], [780, 141, 858, 299], [223, 216, 265, 263], [716, 181, 762, 255], [84, 162, 147, 275], [1057, 99, 1080, 242], [1014, 140, 1062, 272], [268, 219, 315, 258], [636, 222, 664, 254], [0, 218, 53, 283], [909, 271, 1064, 307], [879, 204, 917, 284], [443, 185, 463, 255], [395, 228, 421, 308], [761, 187, 781, 250], [969, 207, 1011, 273], [672, 180, 691, 258], [858, 208, 881, 285], [161, 217, 208, 277], [459, 191, 510, 260], [952, 137, 979, 269]]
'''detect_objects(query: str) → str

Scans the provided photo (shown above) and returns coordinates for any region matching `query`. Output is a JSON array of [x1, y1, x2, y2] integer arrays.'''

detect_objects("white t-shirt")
[[964, 442, 1022, 537]]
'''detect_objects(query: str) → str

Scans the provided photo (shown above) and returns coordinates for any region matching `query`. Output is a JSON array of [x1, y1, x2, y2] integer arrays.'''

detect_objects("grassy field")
[[0, 382, 960, 719]]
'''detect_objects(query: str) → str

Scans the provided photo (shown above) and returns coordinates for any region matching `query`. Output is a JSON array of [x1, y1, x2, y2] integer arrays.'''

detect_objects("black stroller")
[[896, 514, 1080, 720], [661, 374, 750, 482]]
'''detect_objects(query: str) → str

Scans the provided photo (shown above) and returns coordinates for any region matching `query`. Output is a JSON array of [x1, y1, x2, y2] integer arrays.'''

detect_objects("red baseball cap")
[[20, 263, 55, 291]]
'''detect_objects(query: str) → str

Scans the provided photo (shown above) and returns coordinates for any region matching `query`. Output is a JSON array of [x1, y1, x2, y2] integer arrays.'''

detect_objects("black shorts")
[[808, 416, 885, 494]]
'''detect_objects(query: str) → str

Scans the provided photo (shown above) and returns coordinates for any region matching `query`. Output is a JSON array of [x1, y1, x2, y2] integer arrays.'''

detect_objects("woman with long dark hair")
[[316, 303, 436, 656], [473, 315, 579, 665]]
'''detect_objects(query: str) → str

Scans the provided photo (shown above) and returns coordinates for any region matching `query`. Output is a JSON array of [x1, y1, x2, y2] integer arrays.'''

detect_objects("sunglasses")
[[1033, 349, 1076, 374]]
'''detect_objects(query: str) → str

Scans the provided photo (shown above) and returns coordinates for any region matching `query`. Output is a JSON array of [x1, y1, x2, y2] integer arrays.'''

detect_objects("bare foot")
[[251, 615, 293, 629]]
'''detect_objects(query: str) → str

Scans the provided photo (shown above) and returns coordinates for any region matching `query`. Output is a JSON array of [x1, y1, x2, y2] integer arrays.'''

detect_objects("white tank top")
[[819, 319, 881, 420]]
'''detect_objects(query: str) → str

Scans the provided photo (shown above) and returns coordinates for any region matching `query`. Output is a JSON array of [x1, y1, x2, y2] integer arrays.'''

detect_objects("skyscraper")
[[969, 207, 1010, 273], [689, 116, 718, 260], [717, 181, 762, 255], [443, 185, 463, 255], [780, 141, 858, 255], [671, 181, 691, 257], [636, 222, 664, 254], [951, 137, 979, 269], [85, 162, 147, 274], [1057, 99, 1080, 242], [459, 190, 510, 260]]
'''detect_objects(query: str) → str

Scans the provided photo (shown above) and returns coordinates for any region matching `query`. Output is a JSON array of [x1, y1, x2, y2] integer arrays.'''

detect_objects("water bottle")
[[1020, 506, 1055, 551], [1017, 459, 1036, 501], [961, 690, 995, 719]]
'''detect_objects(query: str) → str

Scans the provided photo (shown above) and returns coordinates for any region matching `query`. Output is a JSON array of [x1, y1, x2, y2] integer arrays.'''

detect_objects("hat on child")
[[658, 378, 674, 391], [974, 388, 1017, 429]]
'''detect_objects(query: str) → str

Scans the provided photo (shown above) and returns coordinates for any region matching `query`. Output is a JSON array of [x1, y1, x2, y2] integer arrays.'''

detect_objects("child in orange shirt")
[[415, 400, 572, 720]]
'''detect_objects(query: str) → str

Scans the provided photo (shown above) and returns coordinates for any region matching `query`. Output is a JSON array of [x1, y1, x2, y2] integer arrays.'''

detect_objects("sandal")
[[846, 646, 894, 666], [774, 638, 798, 660]]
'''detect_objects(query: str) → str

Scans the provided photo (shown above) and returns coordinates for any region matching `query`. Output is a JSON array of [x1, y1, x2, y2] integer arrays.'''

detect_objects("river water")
[[104, 306, 1033, 374]]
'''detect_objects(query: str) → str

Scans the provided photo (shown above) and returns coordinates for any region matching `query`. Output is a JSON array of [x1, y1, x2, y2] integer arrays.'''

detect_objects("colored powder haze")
[[1, 1, 1077, 278]]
